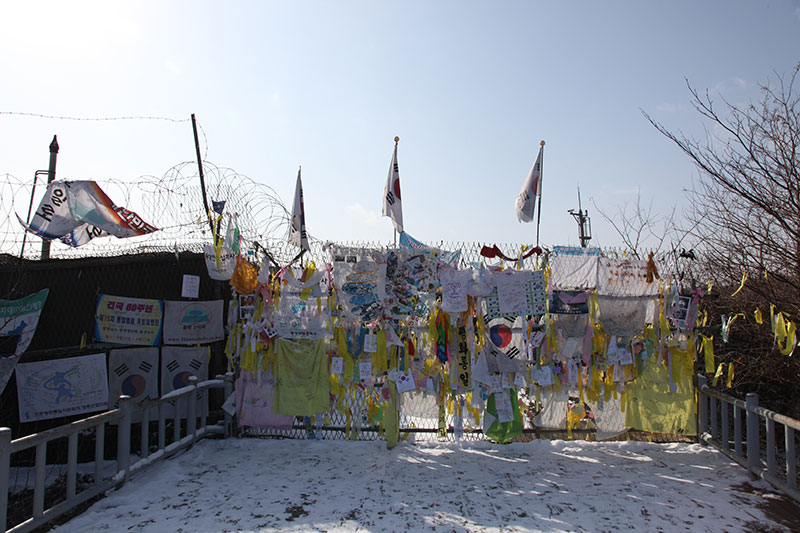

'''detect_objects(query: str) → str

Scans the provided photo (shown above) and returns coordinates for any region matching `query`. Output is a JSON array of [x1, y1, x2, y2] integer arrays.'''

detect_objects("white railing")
[[1, 373, 234, 533], [697, 374, 799, 504]]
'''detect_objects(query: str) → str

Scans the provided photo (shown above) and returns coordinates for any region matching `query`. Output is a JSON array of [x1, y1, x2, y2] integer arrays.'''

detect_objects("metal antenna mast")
[[568, 186, 592, 248]]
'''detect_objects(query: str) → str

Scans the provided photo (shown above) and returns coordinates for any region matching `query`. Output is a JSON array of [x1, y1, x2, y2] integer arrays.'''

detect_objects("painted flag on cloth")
[[515, 143, 544, 223], [160, 345, 209, 419], [382, 139, 403, 233], [18, 180, 158, 247], [107, 347, 159, 409], [288, 167, 309, 251]]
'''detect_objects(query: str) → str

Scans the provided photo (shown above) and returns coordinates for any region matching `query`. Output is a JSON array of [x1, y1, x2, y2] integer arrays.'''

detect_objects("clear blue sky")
[[2, 1, 799, 250]]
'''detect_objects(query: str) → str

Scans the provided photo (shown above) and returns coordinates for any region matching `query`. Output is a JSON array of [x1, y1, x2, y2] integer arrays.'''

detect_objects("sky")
[[2, 1, 800, 252], [47, 438, 799, 532]]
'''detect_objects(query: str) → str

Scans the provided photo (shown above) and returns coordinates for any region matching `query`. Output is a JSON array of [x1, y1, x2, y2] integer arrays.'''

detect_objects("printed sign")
[[95, 295, 163, 346], [0, 289, 49, 394], [16, 353, 108, 422], [163, 300, 224, 344]]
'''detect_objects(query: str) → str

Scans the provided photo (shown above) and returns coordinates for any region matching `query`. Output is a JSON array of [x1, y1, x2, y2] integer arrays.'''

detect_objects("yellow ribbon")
[[730, 271, 748, 297]]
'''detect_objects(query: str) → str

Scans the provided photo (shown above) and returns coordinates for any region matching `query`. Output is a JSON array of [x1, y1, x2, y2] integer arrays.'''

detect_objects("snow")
[[51, 438, 796, 533]]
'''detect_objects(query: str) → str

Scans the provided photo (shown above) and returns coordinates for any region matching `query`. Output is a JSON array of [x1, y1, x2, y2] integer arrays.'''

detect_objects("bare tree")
[[643, 64, 800, 316], [590, 190, 690, 259]]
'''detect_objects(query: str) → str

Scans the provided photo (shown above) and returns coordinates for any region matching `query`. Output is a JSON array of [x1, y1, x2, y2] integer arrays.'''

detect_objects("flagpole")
[[394, 136, 399, 247], [535, 140, 545, 248]]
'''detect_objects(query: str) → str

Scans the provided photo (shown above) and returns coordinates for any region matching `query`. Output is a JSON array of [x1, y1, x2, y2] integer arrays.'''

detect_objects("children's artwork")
[[438, 265, 473, 314], [484, 270, 546, 319], [332, 247, 386, 323], [274, 275, 330, 340], [16, 353, 108, 423], [384, 248, 439, 320], [398, 230, 461, 267], [482, 316, 526, 374]]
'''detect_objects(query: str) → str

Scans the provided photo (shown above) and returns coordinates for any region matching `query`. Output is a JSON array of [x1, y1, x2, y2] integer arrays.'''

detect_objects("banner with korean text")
[[16, 353, 108, 423], [0, 288, 49, 394], [163, 300, 225, 344], [95, 294, 163, 346]]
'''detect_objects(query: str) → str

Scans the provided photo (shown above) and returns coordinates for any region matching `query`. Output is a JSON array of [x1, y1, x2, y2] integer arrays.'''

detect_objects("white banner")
[[19, 180, 157, 247], [163, 300, 225, 344], [203, 243, 236, 281], [16, 353, 108, 423]]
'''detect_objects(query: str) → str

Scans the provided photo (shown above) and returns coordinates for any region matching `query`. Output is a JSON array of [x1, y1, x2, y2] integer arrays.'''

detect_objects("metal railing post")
[[224, 372, 234, 438], [721, 400, 729, 450], [0, 428, 11, 532], [766, 418, 776, 477], [117, 395, 132, 481], [746, 393, 760, 472], [697, 375, 708, 438], [787, 427, 797, 490], [734, 404, 743, 458], [188, 376, 198, 442]]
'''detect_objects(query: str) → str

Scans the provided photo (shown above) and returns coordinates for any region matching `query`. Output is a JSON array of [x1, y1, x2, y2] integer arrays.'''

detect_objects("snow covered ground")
[[51, 438, 799, 533]]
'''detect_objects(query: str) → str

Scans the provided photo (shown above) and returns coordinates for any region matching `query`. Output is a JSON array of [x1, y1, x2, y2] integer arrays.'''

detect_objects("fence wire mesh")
[[2, 163, 688, 446]]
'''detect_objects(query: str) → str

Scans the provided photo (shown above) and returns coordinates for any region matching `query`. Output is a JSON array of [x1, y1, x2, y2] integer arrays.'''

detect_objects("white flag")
[[288, 167, 309, 251], [515, 144, 544, 223], [382, 141, 403, 233]]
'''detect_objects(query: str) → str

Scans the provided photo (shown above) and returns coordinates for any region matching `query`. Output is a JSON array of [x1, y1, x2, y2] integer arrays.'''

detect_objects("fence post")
[[0, 428, 11, 532], [224, 372, 234, 438], [697, 375, 708, 438], [746, 392, 760, 472], [787, 427, 797, 490], [117, 395, 132, 481], [188, 376, 198, 443]]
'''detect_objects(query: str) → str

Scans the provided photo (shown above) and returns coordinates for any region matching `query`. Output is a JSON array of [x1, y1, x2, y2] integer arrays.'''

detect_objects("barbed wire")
[[0, 111, 209, 161], [0, 161, 292, 261]]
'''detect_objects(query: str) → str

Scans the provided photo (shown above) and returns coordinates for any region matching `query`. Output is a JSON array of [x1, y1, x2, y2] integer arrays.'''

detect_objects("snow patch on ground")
[[51, 438, 797, 532]]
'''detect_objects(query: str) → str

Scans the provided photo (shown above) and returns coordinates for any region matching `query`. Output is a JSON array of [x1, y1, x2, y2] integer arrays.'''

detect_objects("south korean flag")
[[483, 316, 526, 374], [160, 345, 209, 418], [108, 347, 159, 410]]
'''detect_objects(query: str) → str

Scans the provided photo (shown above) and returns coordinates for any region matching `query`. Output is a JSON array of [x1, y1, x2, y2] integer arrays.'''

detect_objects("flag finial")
[[540, 140, 545, 146], [394, 136, 400, 144]]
